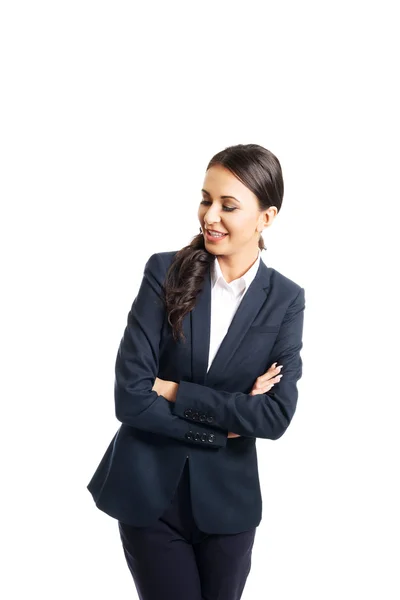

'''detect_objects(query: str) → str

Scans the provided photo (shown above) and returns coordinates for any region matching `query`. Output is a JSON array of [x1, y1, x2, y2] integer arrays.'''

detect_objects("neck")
[[216, 247, 259, 283]]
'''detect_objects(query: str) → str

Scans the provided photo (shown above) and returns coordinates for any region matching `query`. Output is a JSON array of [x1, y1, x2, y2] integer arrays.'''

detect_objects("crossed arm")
[[152, 366, 284, 438], [151, 377, 241, 438], [114, 253, 305, 447]]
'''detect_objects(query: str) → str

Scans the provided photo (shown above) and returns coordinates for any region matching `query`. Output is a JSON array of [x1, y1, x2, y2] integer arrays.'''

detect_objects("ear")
[[257, 206, 278, 232]]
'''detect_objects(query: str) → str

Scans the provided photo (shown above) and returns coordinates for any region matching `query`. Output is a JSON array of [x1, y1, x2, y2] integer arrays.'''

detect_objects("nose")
[[203, 205, 222, 227]]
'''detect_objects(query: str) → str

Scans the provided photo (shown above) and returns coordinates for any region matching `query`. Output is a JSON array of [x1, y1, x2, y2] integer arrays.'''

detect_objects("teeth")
[[208, 230, 225, 237]]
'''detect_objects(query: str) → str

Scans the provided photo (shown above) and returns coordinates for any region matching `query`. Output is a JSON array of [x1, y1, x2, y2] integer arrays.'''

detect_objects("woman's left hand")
[[152, 377, 178, 402]]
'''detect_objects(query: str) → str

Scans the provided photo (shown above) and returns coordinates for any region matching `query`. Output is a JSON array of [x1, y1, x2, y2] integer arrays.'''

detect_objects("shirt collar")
[[211, 249, 261, 297]]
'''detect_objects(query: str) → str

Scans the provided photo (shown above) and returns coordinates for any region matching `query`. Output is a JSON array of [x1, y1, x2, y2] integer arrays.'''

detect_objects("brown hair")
[[162, 143, 284, 342]]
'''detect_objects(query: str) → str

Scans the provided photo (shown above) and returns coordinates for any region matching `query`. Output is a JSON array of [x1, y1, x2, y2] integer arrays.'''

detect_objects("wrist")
[[169, 381, 179, 402], [163, 380, 178, 402]]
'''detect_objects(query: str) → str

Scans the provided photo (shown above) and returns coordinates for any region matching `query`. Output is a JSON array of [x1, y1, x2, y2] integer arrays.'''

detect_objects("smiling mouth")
[[206, 230, 228, 238], [205, 228, 228, 235]]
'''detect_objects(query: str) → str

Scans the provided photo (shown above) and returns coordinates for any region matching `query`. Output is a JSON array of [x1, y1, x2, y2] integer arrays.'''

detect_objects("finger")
[[253, 375, 282, 391], [256, 372, 283, 386], [258, 366, 283, 384], [267, 364, 283, 376]]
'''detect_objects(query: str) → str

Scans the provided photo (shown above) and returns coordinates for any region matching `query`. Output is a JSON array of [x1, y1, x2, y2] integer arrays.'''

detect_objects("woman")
[[87, 143, 306, 600]]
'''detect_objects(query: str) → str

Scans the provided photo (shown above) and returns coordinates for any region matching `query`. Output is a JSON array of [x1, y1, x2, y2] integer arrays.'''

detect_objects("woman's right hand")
[[250, 362, 283, 396], [227, 362, 283, 437]]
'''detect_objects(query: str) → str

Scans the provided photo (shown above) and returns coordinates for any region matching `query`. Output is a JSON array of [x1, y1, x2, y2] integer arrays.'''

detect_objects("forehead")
[[202, 165, 249, 197]]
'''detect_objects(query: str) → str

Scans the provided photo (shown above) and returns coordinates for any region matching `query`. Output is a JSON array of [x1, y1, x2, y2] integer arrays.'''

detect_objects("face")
[[198, 164, 277, 258]]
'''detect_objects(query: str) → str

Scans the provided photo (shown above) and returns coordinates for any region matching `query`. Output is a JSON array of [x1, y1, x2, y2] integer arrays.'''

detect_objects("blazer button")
[[194, 432, 201, 442], [206, 415, 214, 423], [201, 433, 208, 442], [199, 414, 206, 422], [207, 433, 215, 443], [185, 431, 193, 440], [184, 409, 193, 418]]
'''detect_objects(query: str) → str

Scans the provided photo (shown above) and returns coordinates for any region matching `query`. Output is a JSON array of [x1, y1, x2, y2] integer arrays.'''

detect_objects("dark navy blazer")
[[87, 250, 305, 534]]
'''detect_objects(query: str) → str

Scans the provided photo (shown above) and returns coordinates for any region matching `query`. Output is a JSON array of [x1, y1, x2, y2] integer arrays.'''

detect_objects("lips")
[[206, 228, 227, 235]]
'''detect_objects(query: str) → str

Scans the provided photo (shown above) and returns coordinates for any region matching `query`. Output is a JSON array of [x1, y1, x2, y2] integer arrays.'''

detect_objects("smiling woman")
[[164, 144, 284, 342], [87, 143, 305, 600]]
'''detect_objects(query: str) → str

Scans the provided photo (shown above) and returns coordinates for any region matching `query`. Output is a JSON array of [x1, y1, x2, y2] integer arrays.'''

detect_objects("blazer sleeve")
[[114, 253, 228, 449], [172, 287, 305, 440]]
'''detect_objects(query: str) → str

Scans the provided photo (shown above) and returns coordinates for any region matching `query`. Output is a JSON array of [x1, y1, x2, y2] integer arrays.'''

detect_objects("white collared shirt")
[[207, 249, 261, 372]]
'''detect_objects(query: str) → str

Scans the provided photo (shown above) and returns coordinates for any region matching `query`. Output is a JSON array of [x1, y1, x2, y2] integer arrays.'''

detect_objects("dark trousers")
[[118, 460, 257, 600]]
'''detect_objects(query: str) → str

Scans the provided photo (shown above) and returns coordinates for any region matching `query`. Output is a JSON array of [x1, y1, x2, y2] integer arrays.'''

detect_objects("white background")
[[1, 1, 399, 598]]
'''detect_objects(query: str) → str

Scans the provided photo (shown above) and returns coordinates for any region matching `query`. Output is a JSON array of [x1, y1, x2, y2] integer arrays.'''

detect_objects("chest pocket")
[[249, 324, 280, 333], [233, 324, 281, 373]]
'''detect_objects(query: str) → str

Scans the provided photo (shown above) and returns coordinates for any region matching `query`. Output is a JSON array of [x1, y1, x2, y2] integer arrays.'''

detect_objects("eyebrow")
[[201, 189, 241, 203]]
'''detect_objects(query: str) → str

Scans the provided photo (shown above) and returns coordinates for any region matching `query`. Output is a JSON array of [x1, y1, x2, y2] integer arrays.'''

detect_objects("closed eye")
[[200, 200, 236, 212]]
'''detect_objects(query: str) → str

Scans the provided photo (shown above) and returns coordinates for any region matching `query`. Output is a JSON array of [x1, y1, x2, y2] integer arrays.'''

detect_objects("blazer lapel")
[[190, 257, 272, 386], [190, 265, 212, 385]]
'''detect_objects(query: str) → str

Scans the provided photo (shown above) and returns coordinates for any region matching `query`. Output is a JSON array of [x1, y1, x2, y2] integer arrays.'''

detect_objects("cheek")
[[230, 216, 253, 235], [243, 215, 260, 231]]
